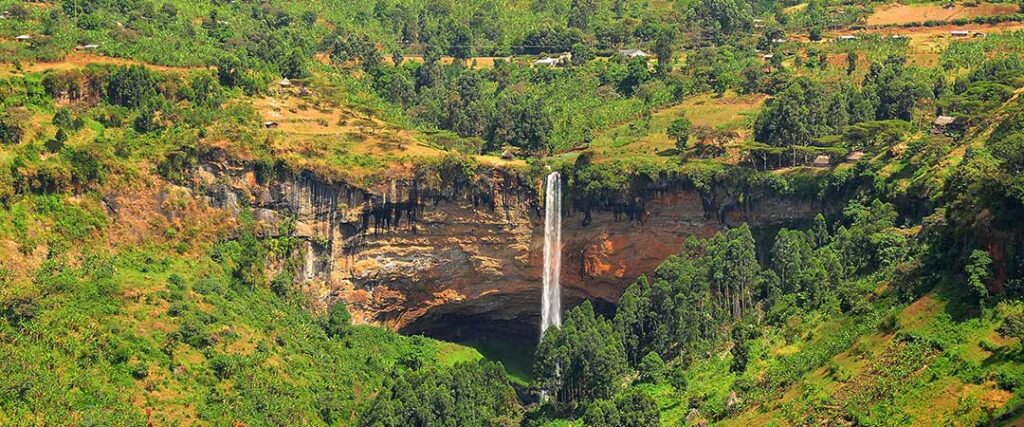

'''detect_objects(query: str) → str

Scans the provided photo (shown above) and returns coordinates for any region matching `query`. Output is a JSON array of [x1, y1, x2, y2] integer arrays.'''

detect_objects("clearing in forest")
[[865, 2, 1020, 26], [582, 92, 766, 165], [0, 52, 202, 77], [251, 95, 517, 181]]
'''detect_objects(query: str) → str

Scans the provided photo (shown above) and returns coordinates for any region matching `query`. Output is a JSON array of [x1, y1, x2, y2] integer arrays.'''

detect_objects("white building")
[[533, 57, 561, 66], [617, 48, 649, 58]]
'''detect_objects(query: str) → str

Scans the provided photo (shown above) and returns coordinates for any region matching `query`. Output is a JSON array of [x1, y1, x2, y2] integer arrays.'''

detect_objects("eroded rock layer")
[[186, 159, 820, 338]]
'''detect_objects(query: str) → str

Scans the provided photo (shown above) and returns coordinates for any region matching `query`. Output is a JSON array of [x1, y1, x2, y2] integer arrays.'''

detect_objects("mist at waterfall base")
[[541, 171, 562, 338]]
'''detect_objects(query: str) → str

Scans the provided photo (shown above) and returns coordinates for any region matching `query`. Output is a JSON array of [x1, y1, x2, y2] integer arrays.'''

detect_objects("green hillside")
[[3, 0, 1024, 425]]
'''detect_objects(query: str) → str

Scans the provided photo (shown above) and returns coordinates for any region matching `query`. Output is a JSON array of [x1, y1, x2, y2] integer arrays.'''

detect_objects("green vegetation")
[[5, 0, 1024, 425], [0, 197, 484, 425]]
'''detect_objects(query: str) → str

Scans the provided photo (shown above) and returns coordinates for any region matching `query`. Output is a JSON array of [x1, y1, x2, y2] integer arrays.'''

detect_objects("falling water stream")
[[541, 172, 562, 338]]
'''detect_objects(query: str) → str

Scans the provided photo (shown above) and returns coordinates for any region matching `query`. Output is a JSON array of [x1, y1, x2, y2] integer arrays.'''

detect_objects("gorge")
[[178, 156, 826, 347]]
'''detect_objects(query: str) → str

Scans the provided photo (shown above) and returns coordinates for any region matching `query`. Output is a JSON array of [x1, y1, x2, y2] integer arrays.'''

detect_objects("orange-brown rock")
[[189, 161, 820, 340]]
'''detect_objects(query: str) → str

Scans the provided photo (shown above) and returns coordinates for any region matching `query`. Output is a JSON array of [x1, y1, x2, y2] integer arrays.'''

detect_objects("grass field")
[[579, 92, 766, 165], [0, 52, 204, 77]]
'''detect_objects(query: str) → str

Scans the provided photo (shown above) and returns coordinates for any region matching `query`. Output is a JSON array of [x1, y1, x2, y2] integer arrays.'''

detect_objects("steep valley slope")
[[184, 155, 823, 341]]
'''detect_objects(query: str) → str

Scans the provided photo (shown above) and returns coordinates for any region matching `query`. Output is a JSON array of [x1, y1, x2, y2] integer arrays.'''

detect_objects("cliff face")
[[189, 160, 820, 340]]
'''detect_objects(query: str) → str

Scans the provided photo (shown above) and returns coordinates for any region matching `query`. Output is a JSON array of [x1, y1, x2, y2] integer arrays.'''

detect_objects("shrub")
[[321, 302, 352, 338], [270, 271, 294, 298], [637, 351, 667, 384], [130, 362, 149, 380]]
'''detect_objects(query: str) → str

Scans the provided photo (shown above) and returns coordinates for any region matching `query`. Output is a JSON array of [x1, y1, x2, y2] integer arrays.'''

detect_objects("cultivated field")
[[0, 52, 203, 76], [865, 2, 1020, 26]]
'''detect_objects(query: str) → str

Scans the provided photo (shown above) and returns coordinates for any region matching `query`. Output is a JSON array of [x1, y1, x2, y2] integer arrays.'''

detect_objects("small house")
[[812, 155, 831, 168], [933, 115, 957, 134], [278, 78, 292, 88], [846, 151, 865, 162], [75, 44, 99, 51], [951, 30, 970, 38], [15, 34, 31, 42], [263, 121, 279, 129], [771, 38, 788, 44], [618, 48, 649, 58], [836, 35, 858, 41], [533, 57, 561, 67], [762, 53, 774, 60], [298, 86, 310, 97]]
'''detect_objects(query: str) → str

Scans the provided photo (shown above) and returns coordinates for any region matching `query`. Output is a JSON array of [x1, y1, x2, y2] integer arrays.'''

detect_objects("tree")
[[52, 107, 82, 130], [614, 278, 650, 365], [360, 361, 518, 427], [569, 0, 598, 29], [385, 72, 414, 106], [0, 109, 26, 145], [862, 55, 927, 121], [331, 34, 381, 71], [754, 82, 809, 146], [730, 323, 756, 373], [300, 10, 317, 26], [217, 55, 244, 88], [46, 128, 67, 153], [809, 26, 822, 41], [637, 351, 667, 383], [281, 48, 309, 79], [999, 310, 1024, 342], [449, 24, 474, 60], [771, 230, 817, 299], [584, 399, 622, 426], [571, 42, 596, 66], [583, 389, 659, 427], [654, 29, 676, 75], [487, 91, 552, 153], [133, 102, 167, 133], [688, 0, 753, 42], [754, 79, 843, 147], [615, 388, 660, 427], [692, 125, 735, 157], [619, 56, 651, 96], [966, 249, 992, 306], [847, 51, 858, 75], [321, 301, 352, 337], [107, 65, 160, 108], [667, 117, 693, 151], [534, 300, 628, 404]]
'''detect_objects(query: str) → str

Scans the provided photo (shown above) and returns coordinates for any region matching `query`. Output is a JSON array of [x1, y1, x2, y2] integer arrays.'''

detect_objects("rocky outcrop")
[[187, 159, 821, 341]]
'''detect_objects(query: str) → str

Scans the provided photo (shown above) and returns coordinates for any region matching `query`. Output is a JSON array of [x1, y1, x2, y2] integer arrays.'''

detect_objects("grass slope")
[[0, 194, 481, 426]]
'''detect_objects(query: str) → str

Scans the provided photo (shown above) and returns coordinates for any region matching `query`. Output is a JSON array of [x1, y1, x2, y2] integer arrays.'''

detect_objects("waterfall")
[[541, 172, 562, 339]]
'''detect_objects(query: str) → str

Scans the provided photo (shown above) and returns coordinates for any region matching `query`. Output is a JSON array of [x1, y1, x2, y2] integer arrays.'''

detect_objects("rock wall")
[[189, 160, 821, 339]]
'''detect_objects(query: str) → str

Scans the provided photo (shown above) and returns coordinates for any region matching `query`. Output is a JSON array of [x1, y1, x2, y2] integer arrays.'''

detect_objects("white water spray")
[[541, 172, 562, 339]]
